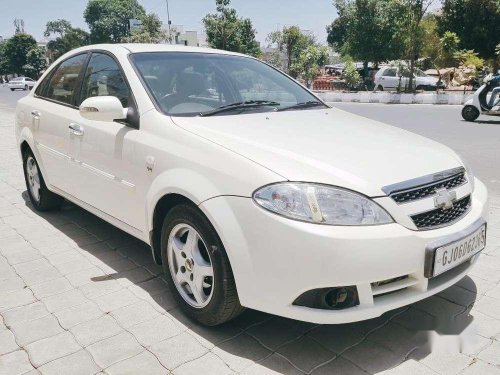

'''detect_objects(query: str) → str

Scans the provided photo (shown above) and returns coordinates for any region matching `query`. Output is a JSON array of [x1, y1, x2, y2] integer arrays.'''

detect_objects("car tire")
[[161, 204, 244, 326], [24, 85, 28, 91], [377, 85, 384, 91], [22, 148, 64, 211], [461, 105, 480, 122], [10, 88, 14, 91]]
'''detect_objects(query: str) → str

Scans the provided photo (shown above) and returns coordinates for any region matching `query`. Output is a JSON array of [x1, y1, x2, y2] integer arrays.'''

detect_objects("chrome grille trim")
[[410, 195, 471, 230], [390, 173, 467, 204], [382, 167, 465, 196]]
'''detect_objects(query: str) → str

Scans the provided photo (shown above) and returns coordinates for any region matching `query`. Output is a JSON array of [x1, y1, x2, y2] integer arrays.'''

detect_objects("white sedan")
[[8, 77, 36, 91], [374, 66, 444, 91], [15, 44, 488, 325]]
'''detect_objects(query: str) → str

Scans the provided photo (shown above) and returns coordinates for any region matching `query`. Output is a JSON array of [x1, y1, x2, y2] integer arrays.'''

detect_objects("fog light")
[[324, 287, 358, 309], [293, 286, 359, 310]]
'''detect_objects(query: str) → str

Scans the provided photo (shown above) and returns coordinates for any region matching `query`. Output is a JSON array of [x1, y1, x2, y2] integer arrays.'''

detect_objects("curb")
[[314, 91, 471, 105]]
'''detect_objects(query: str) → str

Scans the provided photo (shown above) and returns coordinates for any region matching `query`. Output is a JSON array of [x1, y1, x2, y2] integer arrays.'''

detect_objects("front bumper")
[[200, 179, 488, 324]]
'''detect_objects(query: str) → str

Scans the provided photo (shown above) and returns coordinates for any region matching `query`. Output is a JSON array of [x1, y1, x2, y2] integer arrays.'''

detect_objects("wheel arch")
[[149, 193, 196, 264], [146, 168, 233, 264]]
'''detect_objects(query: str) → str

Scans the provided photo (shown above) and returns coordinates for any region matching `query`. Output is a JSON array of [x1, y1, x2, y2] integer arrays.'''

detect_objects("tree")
[[122, 12, 167, 43], [203, 0, 260, 57], [327, 0, 405, 65], [84, 0, 146, 43], [22, 47, 48, 77], [396, 0, 434, 91], [44, 19, 73, 38], [0, 42, 8, 75], [343, 57, 362, 89], [3, 33, 37, 74], [266, 26, 315, 75], [437, 0, 500, 67], [45, 20, 90, 62], [291, 45, 329, 87]]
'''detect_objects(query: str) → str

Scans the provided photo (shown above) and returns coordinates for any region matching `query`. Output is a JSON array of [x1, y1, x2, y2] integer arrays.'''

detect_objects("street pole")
[[165, 0, 172, 44]]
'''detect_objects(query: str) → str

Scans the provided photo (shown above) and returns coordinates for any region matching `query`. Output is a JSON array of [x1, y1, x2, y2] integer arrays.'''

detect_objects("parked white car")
[[374, 66, 444, 91], [15, 44, 488, 325], [8, 77, 36, 91]]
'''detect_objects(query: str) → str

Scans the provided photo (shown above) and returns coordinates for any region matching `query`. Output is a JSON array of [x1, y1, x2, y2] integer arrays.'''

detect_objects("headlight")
[[458, 155, 475, 192], [253, 183, 393, 225]]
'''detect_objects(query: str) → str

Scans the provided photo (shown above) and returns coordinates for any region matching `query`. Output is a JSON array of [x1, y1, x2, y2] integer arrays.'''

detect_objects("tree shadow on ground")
[[22, 193, 480, 374]]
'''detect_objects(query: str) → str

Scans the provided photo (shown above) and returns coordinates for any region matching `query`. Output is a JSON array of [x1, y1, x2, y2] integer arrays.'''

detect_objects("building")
[[165, 25, 208, 47]]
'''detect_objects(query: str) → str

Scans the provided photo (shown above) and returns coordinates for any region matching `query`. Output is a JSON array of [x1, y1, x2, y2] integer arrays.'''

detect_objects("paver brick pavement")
[[1, 100, 500, 375]]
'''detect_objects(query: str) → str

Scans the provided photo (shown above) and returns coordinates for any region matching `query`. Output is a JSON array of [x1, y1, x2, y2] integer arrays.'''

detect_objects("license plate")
[[431, 224, 486, 277]]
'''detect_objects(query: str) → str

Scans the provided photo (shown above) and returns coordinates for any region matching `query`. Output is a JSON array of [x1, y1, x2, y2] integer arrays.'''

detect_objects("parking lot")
[[1, 87, 500, 375]]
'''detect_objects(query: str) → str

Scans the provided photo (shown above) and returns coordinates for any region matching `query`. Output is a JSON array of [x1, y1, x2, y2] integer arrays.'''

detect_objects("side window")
[[45, 54, 87, 105], [383, 68, 397, 77], [79, 53, 130, 107]]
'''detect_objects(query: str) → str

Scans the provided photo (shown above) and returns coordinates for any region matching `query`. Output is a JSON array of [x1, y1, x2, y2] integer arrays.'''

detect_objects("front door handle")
[[31, 110, 40, 119], [69, 123, 84, 136]]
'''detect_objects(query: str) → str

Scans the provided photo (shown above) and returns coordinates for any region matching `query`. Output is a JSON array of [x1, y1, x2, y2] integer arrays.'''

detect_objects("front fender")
[[145, 168, 225, 231]]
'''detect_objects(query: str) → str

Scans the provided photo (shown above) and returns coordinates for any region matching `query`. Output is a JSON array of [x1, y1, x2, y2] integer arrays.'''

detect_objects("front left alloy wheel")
[[22, 149, 64, 211], [161, 204, 244, 325]]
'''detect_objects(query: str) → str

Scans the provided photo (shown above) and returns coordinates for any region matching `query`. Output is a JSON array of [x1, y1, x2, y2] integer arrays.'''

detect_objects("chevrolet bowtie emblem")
[[434, 188, 456, 210]]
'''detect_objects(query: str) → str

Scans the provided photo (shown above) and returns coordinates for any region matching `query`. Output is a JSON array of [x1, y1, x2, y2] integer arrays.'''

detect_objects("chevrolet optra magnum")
[[15, 44, 488, 325]]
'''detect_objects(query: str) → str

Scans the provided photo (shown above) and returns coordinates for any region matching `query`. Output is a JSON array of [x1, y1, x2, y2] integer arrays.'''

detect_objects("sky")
[[0, 0, 337, 45]]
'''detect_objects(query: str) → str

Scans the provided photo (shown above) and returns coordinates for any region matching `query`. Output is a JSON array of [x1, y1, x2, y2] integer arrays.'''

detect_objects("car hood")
[[171, 108, 462, 197]]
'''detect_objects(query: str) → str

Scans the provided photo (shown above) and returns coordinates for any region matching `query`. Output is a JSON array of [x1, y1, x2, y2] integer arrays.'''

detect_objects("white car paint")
[[8, 77, 36, 91], [15, 44, 488, 324], [374, 66, 441, 91]]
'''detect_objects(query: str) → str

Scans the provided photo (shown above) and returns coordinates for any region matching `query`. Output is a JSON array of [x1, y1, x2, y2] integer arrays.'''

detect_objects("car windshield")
[[130, 52, 325, 116], [414, 69, 428, 77]]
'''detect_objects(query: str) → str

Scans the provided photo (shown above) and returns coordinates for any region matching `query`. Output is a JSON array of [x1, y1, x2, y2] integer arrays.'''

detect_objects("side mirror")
[[79, 96, 127, 122]]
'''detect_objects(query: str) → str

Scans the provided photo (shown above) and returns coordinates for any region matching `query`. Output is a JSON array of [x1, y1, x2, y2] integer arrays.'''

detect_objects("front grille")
[[411, 195, 471, 230], [391, 173, 467, 204]]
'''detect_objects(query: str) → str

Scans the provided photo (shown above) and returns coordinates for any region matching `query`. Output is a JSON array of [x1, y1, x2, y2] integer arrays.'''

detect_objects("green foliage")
[[327, 0, 406, 64], [122, 13, 166, 43], [437, 0, 500, 61], [203, 0, 260, 57], [267, 26, 315, 75], [0, 42, 8, 75], [291, 45, 329, 87], [454, 49, 485, 68], [44, 19, 72, 38], [45, 20, 90, 62], [84, 0, 146, 43], [343, 57, 362, 90], [3, 33, 37, 74], [22, 47, 48, 77]]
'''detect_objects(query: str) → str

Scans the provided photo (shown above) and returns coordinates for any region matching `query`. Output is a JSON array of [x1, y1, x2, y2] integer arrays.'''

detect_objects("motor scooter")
[[462, 74, 500, 121]]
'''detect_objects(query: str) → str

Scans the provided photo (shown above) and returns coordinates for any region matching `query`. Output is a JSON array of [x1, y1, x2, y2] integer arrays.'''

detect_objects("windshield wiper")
[[200, 100, 280, 117], [278, 101, 327, 112]]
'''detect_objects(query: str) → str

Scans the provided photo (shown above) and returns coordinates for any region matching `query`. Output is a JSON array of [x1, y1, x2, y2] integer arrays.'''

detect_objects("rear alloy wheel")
[[461, 105, 480, 122], [22, 149, 64, 211], [161, 204, 244, 325]]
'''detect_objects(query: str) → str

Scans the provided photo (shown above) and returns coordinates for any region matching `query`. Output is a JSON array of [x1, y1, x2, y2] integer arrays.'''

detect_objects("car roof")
[[70, 43, 247, 58]]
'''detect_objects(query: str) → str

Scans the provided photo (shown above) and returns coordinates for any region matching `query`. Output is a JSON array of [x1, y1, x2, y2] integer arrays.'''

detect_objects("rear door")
[[380, 68, 398, 90], [69, 52, 143, 230], [31, 53, 88, 193]]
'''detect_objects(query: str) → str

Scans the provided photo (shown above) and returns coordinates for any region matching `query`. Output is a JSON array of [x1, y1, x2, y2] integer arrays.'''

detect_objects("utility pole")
[[165, 0, 172, 44]]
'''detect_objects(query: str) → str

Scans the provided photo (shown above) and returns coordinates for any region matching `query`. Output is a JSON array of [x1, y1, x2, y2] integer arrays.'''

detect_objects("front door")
[[69, 52, 143, 231]]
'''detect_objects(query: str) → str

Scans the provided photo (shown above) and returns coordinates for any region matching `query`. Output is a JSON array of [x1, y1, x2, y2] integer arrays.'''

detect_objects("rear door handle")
[[69, 123, 84, 136], [31, 110, 40, 119]]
